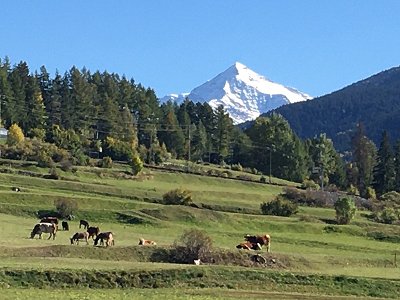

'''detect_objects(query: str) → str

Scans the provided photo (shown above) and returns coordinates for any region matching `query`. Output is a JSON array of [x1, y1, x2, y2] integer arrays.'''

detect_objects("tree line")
[[0, 57, 398, 199]]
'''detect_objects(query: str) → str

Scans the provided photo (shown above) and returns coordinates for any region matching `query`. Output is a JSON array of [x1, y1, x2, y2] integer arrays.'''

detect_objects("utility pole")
[[187, 125, 191, 172], [269, 148, 272, 184]]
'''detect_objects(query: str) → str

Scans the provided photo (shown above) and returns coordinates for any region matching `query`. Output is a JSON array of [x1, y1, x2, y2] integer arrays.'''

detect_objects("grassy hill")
[[0, 160, 399, 299]]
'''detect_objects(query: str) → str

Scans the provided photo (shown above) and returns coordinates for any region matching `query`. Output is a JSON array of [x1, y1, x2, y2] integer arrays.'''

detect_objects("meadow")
[[0, 161, 399, 299]]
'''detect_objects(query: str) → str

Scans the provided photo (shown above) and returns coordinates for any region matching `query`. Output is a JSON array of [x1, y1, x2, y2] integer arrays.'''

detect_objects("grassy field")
[[0, 161, 399, 299]]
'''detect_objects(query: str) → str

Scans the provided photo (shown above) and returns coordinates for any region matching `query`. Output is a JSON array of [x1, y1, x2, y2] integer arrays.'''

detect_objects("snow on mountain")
[[160, 62, 312, 124]]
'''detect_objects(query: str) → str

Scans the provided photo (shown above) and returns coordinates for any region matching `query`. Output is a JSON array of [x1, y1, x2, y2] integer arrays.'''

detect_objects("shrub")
[[334, 197, 356, 225], [44, 167, 60, 180], [373, 207, 399, 224], [162, 188, 192, 205], [60, 159, 73, 172], [170, 229, 213, 264], [54, 198, 78, 218], [36, 151, 55, 168], [231, 163, 243, 172], [301, 179, 320, 190], [7, 123, 25, 145], [260, 196, 298, 217], [366, 187, 377, 200], [130, 154, 143, 175], [347, 184, 360, 196], [260, 176, 267, 183], [99, 156, 113, 168]]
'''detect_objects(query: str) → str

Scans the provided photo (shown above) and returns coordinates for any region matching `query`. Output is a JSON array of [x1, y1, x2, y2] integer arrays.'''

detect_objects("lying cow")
[[70, 232, 89, 245], [244, 234, 271, 252], [30, 223, 57, 240], [138, 238, 156, 246], [94, 232, 114, 247], [236, 241, 262, 251], [87, 226, 100, 239]]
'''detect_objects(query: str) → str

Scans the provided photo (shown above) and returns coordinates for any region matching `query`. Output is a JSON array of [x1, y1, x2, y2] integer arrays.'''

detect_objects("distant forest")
[[2, 57, 400, 199], [271, 66, 400, 153]]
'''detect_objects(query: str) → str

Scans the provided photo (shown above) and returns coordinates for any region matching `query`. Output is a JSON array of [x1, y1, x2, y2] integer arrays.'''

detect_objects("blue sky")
[[1, 1, 399, 98]]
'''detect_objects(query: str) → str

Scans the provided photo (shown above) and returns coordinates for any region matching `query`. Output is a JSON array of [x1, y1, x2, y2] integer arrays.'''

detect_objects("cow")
[[40, 217, 59, 225], [94, 232, 114, 247], [11, 187, 21, 192], [243, 234, 271, 252], [70, 232, 89, 245], [138, 238, 157, 246], [79, 219, 89, 229], [87, 226, 100, 239], [62, 221, 69, 231], [30, 223, 57, 240], [236, 241, 262, 250]]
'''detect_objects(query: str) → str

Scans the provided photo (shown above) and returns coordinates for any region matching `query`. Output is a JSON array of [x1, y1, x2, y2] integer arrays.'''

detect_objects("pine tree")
[[25, 76, 46, 131], [351, 123, 377, 198], [373, 131, 395, 195], [394, 140, 400, 192]]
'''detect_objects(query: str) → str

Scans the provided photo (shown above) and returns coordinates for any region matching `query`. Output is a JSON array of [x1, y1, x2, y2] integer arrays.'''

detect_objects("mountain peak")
[[160, 63, 312, 124]]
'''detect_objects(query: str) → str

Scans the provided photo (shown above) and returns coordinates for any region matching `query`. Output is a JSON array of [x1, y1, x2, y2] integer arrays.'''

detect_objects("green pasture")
[[0, 162, 399, 298]]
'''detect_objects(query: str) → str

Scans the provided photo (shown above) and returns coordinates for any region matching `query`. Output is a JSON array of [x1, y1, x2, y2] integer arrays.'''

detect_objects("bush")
[[130, 154, 143, 175], [301, 179, 320, 190], [170, 229, 213, 264], [334, 197, 356, 225], [373, 207, 399, 224], [7, 123, 25, 145], [99, 156, 113, 168], [54, 198, 78, 218], [162, 188, 192, 205], [260, 196, 298, 217], [260, 176, 267, 183], [60, 159, 73, 172], [231, 163, 243, 172]]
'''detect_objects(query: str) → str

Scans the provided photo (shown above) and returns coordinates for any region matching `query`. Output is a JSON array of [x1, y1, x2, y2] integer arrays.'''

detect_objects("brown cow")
[[70, 232, 89, 245], [138, 238, 157, 246], [30, 223, 57, 240], [243, 234, 271, 252], [87, 226, 100, 239], [94, 232, 114, 247], [236, 241, 262, 250]]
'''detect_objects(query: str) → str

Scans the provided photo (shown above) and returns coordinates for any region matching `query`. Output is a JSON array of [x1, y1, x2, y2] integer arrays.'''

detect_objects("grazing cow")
[[79, 219, 89, 229], [244, 234, 271, 252], [236, 241, 262, 250], [62, 221, 69, 231], [11, 187, 21, 192], [87, 226, 100, 239], [138, 238, 157, 246], [94, 232, 114, 247], [70, 232, 89, 245], [30, 223, 57, 240], [40, 217, 59, 225]]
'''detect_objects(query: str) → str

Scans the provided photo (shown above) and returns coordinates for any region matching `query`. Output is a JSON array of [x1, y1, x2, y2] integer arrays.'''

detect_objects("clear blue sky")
[[1, 1, 399, 98]]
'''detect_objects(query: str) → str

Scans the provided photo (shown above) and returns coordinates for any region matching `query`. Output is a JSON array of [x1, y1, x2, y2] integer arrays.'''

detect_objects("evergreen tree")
[[214, 105, 233, 159], [373, 131, 395, 195], [394, 140, 400, 192], [352, 123, 377, 198], [158, 103, 185, 158], [0, 57, 13, 127], [25, 76, 46, 131], [191, 121, 208, 161]]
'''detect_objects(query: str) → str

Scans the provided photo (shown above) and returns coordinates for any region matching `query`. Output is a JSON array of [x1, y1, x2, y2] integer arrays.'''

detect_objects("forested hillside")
[[270, 66, 400, 152], [3, 57, 400, 201]]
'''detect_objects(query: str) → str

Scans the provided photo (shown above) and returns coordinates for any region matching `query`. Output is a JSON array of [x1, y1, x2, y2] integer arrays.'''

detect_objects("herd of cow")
[[30, 217, 271, 253], [30, 217, 122, 247]]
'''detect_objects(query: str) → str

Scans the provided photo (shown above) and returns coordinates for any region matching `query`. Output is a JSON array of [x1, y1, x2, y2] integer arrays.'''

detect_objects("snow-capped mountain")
[[160, 62, 312, 124]]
